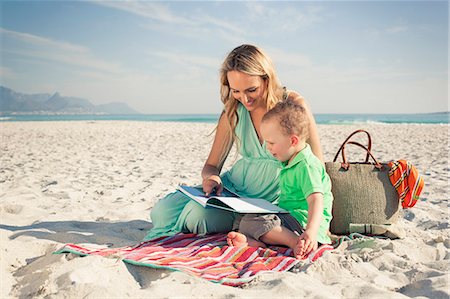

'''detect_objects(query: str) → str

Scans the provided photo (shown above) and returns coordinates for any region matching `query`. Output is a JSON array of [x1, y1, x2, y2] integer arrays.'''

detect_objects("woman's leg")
[[143, 191, 190, 240], [144, 191, 235, 240], [176, 200, 235, 235]]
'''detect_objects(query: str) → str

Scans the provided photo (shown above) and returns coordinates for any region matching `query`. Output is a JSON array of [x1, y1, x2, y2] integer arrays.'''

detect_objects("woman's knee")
[[182, 201, 235, 234], [150, 191, 188, 226]]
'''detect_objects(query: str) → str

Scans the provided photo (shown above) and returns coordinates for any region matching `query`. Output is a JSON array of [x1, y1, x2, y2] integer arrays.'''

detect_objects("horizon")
[[1, 1, 448, 114], [2, 83, 448, 116], [2, 84, 449, 116], [2, 110, 449, 125]]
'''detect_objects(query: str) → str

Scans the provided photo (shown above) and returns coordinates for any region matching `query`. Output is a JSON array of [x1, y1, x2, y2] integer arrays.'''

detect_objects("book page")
[[179, 185, 238, 198], [178, 185, 287, 214], [207, 197, 288, 214], [177, 185, 209, 207]]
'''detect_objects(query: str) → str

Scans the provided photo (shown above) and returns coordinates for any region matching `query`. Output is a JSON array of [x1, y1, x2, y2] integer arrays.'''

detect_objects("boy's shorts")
[[236, 213, 304, 241]]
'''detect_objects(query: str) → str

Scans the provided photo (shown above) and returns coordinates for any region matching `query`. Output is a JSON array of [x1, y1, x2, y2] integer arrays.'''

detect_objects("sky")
[[0, 0, 448, 114]]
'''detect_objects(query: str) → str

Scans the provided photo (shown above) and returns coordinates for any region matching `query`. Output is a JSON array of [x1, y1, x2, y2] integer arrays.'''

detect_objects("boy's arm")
[[298, 192, 324, 256], [305, 192, 323, 236]]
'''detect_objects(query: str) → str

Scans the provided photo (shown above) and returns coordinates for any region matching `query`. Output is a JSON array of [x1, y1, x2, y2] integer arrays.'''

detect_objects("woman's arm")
[[288, 91, 324, 162], [201, 112, 233, 195]]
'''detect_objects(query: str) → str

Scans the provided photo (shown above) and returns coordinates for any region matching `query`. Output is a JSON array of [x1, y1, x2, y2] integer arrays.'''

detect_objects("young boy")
[[227, 99, 333, 259]]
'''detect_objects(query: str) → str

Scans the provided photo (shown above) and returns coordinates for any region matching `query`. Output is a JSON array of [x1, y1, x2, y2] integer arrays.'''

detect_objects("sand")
[[1, 121, 449, 298]]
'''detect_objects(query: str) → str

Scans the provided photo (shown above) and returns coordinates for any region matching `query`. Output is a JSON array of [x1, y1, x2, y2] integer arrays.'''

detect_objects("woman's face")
[[227, 70, 267, 112]]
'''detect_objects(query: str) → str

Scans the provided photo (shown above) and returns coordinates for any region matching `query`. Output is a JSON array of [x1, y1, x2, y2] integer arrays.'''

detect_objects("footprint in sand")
[[2, 204, 24, 214]]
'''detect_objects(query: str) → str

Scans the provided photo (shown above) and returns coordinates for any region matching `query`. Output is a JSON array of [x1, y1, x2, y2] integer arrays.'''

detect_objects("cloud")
[[279, 60, 447, 113], [91, 1, 251, 56], [266, 47, 313, 68], [0, 66, 15, 79], [93, 0, 244, 35], [265, 45, 444, 110], [1, 27, 158, 109], [148, 51, 220, 70], [90, 1, 325, 48], [0, 28, 88, 53], [200, 15, 244, 35], [1, 27, 126, 74], [93, 1, 195, 25], [386, 25, 408, 34], [0, 27, 221, 113], [245, 2, 324, 33]]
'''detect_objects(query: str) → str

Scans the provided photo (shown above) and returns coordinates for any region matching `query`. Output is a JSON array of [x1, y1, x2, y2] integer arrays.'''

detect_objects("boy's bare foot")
[[227, 232, 249, 247], [293, 238, 306, 259], [227, 232, 267, 248]]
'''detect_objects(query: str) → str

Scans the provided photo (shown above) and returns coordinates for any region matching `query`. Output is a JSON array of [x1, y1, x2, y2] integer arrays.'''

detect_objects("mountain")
[[0, 86, 139, 114]]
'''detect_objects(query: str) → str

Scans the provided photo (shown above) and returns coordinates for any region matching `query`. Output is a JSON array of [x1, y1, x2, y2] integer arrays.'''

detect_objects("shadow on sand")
[[1, 219, 153, 247], [1, 220, 179, 294]]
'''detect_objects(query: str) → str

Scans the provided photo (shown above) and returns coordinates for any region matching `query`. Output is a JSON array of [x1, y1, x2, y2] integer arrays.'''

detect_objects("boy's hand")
[[297, 230, 318, 258], [297, 192, 323, 258]]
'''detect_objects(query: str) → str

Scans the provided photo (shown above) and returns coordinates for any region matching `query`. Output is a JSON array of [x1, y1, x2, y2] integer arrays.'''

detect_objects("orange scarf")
[[388, 160, 424, 208]]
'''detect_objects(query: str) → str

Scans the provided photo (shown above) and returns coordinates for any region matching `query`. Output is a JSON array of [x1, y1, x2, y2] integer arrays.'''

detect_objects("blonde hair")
[[263, 98, 310, 141], [218, 44, 285, 162]]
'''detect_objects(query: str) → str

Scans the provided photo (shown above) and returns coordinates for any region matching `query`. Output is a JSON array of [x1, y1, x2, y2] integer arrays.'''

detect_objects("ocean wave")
[[0, 113, 447, 124], [323, 120, 387, 125]]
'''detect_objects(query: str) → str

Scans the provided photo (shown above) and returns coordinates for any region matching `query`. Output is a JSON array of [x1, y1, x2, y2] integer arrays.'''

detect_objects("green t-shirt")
[[278, 144, 333, 244]]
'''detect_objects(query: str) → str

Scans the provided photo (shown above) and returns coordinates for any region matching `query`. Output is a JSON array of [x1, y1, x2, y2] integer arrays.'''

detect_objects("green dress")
[[143, 103, 282, 240]]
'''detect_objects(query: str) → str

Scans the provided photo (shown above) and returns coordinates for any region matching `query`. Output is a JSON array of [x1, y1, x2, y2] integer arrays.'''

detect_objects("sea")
[[0, 112, 448, 124]]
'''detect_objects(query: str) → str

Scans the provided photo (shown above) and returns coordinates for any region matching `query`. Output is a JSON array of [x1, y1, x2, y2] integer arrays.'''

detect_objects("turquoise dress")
[[143, 103, 282, 240]]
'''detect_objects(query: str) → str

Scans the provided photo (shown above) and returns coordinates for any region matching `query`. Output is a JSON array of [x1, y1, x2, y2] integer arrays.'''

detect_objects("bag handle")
[[340, 141, 383, 170], [333, 129, 372, 163]]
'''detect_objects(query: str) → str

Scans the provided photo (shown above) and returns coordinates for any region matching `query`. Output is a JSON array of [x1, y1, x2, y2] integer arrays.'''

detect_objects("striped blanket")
[[56, 233, 334, 286]]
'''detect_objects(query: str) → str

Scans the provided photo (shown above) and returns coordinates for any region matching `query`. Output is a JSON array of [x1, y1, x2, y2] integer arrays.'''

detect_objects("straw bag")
[[325, 130, 402, 236]]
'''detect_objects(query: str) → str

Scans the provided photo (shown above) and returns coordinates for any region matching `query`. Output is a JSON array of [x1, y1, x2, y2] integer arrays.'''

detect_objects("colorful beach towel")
[[388, 159, 424, 208], [56, 233, 334, 286]]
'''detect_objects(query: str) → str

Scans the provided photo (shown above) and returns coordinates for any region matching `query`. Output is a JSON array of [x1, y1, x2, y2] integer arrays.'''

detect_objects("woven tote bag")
[[325, 130, 400, 235]]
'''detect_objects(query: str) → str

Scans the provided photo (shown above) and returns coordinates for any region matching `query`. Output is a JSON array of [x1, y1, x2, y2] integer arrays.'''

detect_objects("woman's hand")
[[202, 175, 223, 196]]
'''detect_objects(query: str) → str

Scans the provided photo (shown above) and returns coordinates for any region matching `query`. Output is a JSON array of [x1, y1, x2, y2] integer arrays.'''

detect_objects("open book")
[[177, 185, 288, 214]]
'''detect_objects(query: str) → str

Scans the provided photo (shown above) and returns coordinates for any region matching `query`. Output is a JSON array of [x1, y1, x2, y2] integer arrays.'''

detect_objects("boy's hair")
[[262, 98, 310, 140]]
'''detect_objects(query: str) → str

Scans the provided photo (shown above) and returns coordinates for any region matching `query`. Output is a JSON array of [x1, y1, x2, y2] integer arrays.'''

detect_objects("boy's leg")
[[237, 214, 307, 258], [237, 214, 298, 248], [278, 213, 305, 236], [277, 214, 311, 258], [259, 225, 299, 249], [227, 214, 279, 248]]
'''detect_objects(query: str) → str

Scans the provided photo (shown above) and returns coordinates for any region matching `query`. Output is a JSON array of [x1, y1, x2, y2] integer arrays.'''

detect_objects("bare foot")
[[293, 238, 305, 259], [227, 231, 249, 247]]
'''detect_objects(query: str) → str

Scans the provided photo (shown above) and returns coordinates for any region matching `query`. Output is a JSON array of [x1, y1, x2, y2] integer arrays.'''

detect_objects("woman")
[[144, 44, 323, 240]]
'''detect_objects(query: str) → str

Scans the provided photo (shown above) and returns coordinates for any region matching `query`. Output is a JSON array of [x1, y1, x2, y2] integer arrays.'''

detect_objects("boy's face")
[[261, 119, 296, 162]]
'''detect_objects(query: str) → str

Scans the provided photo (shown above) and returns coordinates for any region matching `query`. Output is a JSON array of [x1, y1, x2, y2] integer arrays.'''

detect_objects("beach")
[[1, 121, 449, 298]]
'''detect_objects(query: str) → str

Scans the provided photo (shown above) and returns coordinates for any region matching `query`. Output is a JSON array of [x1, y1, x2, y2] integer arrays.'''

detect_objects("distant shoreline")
[[0, 112, 448, 124], [1, 111, 448, 116]]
